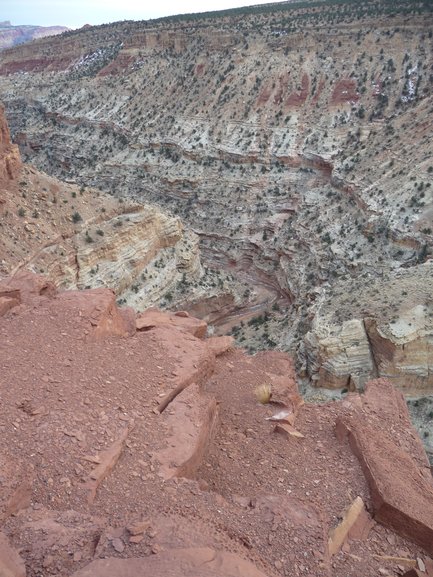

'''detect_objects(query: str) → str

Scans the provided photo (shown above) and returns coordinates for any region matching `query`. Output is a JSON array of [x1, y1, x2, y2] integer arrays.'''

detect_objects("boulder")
[[57, 288, 132, 338], [336, 379, 433, 555]]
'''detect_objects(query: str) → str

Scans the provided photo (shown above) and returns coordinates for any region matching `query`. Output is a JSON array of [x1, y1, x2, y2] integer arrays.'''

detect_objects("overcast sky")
[[3, 0, 281, 29]]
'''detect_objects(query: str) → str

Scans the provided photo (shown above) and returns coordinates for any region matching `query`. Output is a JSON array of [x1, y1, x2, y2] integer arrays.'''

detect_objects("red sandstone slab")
[[57, 288, 131, 338], [337, 380, 433, 555]]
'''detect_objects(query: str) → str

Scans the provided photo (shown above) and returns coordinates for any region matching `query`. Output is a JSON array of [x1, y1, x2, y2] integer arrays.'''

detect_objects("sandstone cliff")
[[0, 105, 204, 309], [302, 262, 433, 393]]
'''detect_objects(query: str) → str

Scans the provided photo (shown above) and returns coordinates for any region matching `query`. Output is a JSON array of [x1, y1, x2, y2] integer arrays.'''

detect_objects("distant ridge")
[[0, 21, 68, 51]]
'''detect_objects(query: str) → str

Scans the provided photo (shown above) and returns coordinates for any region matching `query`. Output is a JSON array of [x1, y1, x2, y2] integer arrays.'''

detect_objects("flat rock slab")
[[156, 384, 218, 480], [71, 547, 268, 577], [337, 379, 433, 555]]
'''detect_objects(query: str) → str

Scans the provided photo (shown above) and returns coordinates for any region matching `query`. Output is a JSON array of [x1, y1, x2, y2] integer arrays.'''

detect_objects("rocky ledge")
[[0, 271, 433, 577]]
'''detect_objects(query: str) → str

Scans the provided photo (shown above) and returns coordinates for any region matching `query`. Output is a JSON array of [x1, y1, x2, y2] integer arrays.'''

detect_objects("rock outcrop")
[[302, 262, 433, 393], [0, 272, 433, 576], [337, 379, 433, 555], [304, 319, 375, 390]]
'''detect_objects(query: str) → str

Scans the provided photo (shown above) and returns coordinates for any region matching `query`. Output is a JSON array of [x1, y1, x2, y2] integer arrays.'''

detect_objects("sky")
[[2, 0, 282, 29]]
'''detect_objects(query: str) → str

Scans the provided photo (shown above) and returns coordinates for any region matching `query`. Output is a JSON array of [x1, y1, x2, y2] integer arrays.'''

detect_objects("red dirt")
[[331, 79, 359, 105], [285, 73, 309, 107], [0, 273, 433, 576]]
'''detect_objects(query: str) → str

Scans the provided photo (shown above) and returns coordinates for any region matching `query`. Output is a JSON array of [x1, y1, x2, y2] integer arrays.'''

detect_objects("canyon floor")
[[1, 272, 433, 577]]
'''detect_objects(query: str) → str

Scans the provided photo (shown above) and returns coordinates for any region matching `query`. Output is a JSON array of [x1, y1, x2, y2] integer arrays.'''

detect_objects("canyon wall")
[[0, 106, 205, 309], [0, 1, 432, 391]]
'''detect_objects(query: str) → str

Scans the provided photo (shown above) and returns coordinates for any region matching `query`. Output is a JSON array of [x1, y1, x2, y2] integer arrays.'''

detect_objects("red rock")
[[5, 478, 32, 517], [111, 538, 125, 553], [0, 295, 20, 317], [85, 424, 133, 504], [0, 531, 26, 577], [0, 271, 56, 305], [127, 520, 150, 536], [118, 306, 136, 336], [136, 308, 207, 339], [328, 497, 366, 556], [336, 379, 433, 555], [175, 399, 219, 479], [331, 78, 359, 105], [70, 547, 268, 577], [57, 288, 132, 338], [206, 335, 234, 357]]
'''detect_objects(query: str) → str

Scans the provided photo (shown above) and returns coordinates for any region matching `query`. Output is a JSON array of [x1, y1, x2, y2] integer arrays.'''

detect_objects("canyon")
[[0, 0, 431, 397], [0, 104, 246, 315], [0, 1, 433, 575]]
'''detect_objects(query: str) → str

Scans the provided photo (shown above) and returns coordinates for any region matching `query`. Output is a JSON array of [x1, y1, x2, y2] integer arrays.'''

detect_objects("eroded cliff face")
[[0, 1, 432, 391], [0, 106, 208, 310], [302, 262, 433, 392]]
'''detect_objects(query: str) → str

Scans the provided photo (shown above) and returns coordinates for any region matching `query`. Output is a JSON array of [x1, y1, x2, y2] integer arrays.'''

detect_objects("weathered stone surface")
[[365, 306, 433, 393], [304, 319, 374, 390], [0, 531, 26, 577], [0, 271, 56, 304], [57, 288, 131, 338], [0, 104, 21, 182], [156, 380, 218, 479], [303, 263, 433, 393], [175, 398, 219, 479], [336, 379, 433, 555], [0, 295, 19, 317], [206, 335, 235, 357], [71, 547, 269, 577], [136, 308, 207, 339], [85, 424, 133, 504], [328, 496, 366, 556]]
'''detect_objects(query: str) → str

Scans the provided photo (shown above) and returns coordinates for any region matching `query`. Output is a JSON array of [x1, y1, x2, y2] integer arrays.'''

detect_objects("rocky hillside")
[[0, 21, 68, 51], [1, 271, 433, 577], [0, 105, 230, 310], [0, 0, 432, 392]]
